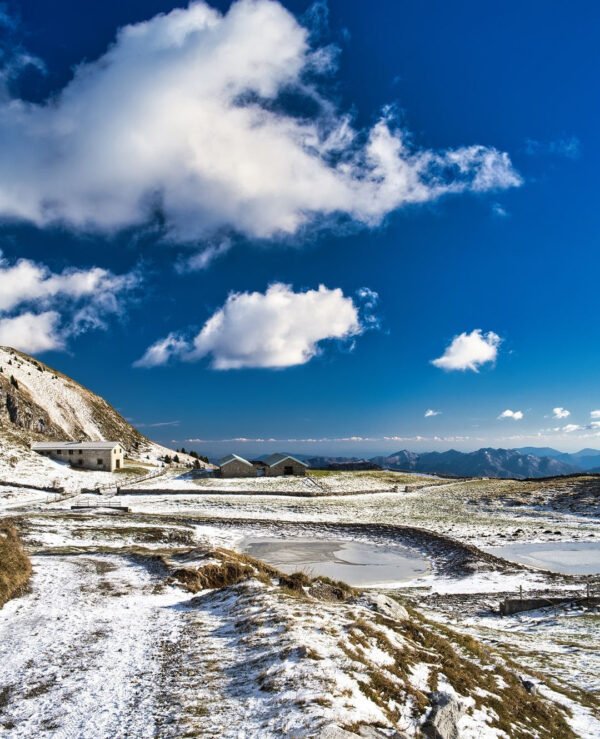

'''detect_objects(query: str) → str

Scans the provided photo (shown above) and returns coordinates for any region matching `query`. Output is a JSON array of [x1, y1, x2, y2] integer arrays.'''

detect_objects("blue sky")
[[0, 0, 598, 457]]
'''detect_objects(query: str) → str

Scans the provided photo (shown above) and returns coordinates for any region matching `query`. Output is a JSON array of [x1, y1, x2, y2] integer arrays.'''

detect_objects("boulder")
[[362, 592, 409, 621], [422, 693, 466, 739]]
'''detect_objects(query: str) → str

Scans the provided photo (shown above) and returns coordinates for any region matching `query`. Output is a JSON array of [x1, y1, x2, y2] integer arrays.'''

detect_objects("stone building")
[[31, 441, 125, 472], [263, 453, 308, 477], [217, 453, 257, 478]]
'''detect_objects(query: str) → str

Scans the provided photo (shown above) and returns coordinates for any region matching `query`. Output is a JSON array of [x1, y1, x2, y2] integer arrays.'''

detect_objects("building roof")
[[218, 453, 253, 467], [263, 453, 308, 468], [32, 441, 123, 451]]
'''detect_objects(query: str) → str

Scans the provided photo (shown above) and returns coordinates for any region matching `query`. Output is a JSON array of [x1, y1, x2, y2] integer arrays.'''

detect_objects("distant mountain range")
[[304, 446, 600, 479]]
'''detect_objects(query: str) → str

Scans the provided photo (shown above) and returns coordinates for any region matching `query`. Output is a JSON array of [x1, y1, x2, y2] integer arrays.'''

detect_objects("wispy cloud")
[[432, 329, 500, 372], [424, 409, 441, 417], [175, 240, 233, 273], [525, 136, 581, 160], [0, 253, 140, 353], [136, 420, 180, 428]]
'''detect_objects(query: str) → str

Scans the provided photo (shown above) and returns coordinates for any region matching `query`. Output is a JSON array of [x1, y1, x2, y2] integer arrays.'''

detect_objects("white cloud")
[[0, 0, 520, 243], [135, 283, 365, 370], [133, 333, 189, 369], [0, 253, 139, 354], [498, 409, 524, 421], [591, 410, 600, 419], [562, 424, 582, 433], [0, 311, 63, 353], [0, 254, 136, 312], [431, 329, 500, 372], [424, 409, 441, 417], [552, 407, 570, 419]]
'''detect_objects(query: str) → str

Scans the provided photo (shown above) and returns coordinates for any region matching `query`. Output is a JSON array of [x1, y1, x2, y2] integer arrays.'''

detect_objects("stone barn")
[[218, 454, 257, 478], [263, 453, 308, 477], [31, 441, 125, 472]]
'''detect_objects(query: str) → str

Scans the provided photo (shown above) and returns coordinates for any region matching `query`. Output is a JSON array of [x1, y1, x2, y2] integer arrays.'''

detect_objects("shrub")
[[0, 524, 32, 609]]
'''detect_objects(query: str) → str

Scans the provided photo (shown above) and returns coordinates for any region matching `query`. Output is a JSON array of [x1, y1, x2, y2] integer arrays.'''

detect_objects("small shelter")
[[217, 453, 256, 478], [263, 453, 308, 477]]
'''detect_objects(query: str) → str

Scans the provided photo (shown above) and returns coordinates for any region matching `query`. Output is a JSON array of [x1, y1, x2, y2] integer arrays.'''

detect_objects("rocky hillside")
[[0, 346, 201, 491], [0, 347, 146, 452]]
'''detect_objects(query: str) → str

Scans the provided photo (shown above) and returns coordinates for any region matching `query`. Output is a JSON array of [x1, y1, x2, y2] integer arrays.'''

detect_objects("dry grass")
[[0, 522, 31, 609], [168, 547, 355, 602]]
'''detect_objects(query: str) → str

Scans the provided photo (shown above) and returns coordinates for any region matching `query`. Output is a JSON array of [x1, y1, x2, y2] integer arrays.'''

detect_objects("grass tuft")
[[0, 522, 32, 609]]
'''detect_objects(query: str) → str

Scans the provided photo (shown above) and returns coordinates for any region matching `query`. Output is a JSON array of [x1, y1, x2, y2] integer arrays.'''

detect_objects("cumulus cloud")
[[552, 407, 570, 419], [431, 329, 500, 372], [135, 282, 369, 369], [0, 311, 63, 353], [591, 410, 600, 419], [0, 0, 520, 243], [498, 409, 524, 420], [424, 409, 441, 417], [0, 253, 139, 353], [562, 424, 582, 433]]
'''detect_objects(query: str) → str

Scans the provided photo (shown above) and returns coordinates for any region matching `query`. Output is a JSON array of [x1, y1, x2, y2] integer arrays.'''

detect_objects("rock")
[[318, 726, 359, 738], [521, 678, 537, 695], [422, 693, 466, 739], [362, 592, 409, 621], [318, 726, 407, 739]]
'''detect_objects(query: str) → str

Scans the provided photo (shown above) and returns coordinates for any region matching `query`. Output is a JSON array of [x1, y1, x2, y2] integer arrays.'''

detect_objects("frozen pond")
[[483, 541, 600, 575], [240, 537, 429, 587]]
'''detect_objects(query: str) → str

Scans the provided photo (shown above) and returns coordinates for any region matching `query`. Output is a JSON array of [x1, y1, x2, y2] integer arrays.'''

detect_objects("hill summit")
[[0, 346, 177, 491]]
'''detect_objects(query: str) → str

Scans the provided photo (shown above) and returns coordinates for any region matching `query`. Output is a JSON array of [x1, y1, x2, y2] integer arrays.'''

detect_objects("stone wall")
[[219, 460, 257, 478]]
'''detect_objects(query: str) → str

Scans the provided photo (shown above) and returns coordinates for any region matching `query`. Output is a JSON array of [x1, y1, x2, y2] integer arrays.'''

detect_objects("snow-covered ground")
[[1, 470, 599, 737]]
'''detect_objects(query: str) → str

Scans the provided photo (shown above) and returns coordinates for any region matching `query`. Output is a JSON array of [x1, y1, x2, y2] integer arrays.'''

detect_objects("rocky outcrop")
[[0, 347, 147, 452], [0, 375, 63, 440]]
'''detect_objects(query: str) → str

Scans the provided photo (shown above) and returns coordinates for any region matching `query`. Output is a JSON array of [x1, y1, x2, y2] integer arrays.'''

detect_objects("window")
[[79, 450, 83, 455], [57, 450, 62, 455], [97, 459, 103, 465], [284, 465, 294, 475], [68, 450, 74, 455]]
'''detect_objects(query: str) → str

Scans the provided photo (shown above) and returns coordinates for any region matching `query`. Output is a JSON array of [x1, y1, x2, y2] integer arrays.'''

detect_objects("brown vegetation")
[[168, 547, 355, 601], [0, 522, 32, 609]]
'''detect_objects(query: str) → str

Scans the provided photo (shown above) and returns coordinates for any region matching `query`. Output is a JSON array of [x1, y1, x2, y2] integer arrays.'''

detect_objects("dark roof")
[[263, 453, 308, 468]]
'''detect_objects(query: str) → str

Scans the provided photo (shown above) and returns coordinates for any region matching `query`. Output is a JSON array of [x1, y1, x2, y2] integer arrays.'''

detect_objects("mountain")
[[0, 346, 190, 489], [304, 456, 372, 468], [515, 446, 600, 471], [513, 446, 563, 458], [369, 448, 577, 479], [0, 347, 147, 450]]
